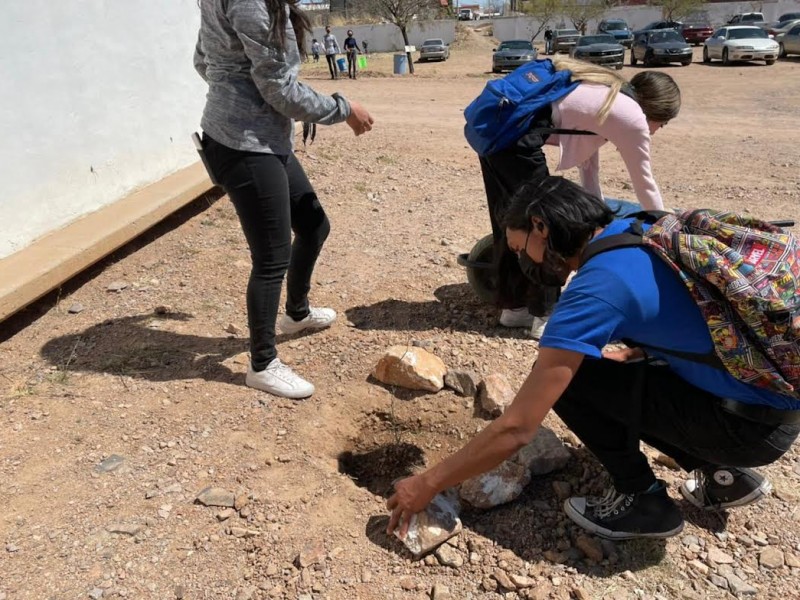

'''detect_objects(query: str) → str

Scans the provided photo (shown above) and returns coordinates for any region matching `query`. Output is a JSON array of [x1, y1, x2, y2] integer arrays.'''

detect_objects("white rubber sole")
[[563, 499, 685, 541], [680, 476, 772, 511]]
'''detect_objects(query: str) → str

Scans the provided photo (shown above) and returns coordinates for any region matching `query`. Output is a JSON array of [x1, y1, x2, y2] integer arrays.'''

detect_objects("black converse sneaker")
[[680, 466, 772, 510], [564, 480, 685, 540]]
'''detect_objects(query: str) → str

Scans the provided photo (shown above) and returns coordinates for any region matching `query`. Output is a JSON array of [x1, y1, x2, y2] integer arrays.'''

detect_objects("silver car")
[[492, 40, 537, 73], [419, 38, 450, 62], [778, 23, 800, 57], [551, 29, 581, 54], [703, 25, 779, 65]]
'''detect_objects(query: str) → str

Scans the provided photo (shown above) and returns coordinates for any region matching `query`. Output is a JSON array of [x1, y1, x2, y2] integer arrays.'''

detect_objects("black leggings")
[[203, 135, 330, 370], [347, 50, 358, 78], [325, 54, 338, 79], [555, 359, 799, 493], [479, 117, 564, 316]]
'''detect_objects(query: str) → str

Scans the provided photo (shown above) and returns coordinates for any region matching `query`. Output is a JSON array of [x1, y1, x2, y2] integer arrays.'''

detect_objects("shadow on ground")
[[39, 311, 246, 385]]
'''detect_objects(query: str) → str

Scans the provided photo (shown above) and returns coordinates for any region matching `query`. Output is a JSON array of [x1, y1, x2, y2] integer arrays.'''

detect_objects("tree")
[[521, 0, 562, 40], [354, 0, 438, 73], [650, 0, 706, 22], [561, 0, 607, 33]]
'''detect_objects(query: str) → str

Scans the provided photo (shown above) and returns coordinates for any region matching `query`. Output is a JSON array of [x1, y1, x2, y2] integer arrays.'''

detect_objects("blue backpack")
[[464, 59, 588, 156]]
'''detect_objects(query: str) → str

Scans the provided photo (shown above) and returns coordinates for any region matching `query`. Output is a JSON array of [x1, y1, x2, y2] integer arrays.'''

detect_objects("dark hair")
[[630, 71, 681, 123], [267, 0, 311, 55], [502, 176, 615, 259]]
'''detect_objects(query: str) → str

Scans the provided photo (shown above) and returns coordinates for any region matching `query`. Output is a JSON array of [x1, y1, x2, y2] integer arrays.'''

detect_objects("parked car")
[[596, 19, 634, 47], [778, 23, 800, 57], [492, 40, 537, 73], [766, 18, 800, 39], [681, 20, 714, 45], [458, 8, 475, 21], [727, 13, 766, 26], [703, 26, 779, 65], [550, 28, 581, 54], [631, 29, 693, 66], [570, 34, 624, 69], [419, 38, 450, 62], [634, 20, 683, 35], [776, 12, 800, 24]]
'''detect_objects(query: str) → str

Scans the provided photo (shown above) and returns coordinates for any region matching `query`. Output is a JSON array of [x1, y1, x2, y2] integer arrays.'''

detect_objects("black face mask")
[[517, 251, 537, 279]]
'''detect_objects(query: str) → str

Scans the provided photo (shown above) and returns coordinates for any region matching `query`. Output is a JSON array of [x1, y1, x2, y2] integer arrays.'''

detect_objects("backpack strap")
[[528, 127, 596, 137]]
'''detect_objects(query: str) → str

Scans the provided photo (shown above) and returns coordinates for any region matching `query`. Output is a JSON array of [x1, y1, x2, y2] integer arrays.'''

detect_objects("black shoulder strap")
[[529, 127, 595, 137], [579, 231, 643, 267]]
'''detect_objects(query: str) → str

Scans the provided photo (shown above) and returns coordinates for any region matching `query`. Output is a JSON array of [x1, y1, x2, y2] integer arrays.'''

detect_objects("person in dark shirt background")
[[344, 30, 360, 79]]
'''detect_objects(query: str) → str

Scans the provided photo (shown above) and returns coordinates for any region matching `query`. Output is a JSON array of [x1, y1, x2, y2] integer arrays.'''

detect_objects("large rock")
[[196, 487, 236, 508], [395, 491, 462, 558], [460, 461, 531, 509], [478, 374, 515, 417], [444, 369, 479, 398], [511, 427, 571, 476], [373, 346, 447, 392]]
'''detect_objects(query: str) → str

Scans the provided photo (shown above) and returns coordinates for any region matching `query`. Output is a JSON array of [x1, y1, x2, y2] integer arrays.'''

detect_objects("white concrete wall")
[[493, 0, 800, 41], [0, 0, 206, 260], [312, 20, 456, 53]]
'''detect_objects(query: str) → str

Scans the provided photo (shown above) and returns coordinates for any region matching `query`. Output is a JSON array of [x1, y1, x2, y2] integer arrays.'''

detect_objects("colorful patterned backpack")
[[582, 210, 800, 399]]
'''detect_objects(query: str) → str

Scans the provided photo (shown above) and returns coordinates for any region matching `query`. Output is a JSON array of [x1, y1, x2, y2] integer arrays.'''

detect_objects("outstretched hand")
[[385, 474, 437, 539], [346, 100, 374, 136]]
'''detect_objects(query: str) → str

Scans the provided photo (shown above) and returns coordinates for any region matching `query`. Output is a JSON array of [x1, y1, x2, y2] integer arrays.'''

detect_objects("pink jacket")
[[548, 84, 664, 211]]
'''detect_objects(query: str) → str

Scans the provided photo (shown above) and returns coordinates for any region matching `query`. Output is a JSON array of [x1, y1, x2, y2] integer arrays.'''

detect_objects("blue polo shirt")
[[539, 218, 799, 410]]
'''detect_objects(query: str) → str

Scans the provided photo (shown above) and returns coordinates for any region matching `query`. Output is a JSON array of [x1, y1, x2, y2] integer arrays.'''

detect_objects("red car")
[[681, 22, 714, 45]]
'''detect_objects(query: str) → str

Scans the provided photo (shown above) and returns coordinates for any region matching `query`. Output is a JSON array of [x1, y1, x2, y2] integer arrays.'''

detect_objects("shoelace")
[[267, 359, 307, 385], [586, 487, 635, 519]]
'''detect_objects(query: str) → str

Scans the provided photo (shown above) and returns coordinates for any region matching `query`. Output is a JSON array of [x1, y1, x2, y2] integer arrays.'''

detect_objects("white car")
[[703, 25, 779, 65]]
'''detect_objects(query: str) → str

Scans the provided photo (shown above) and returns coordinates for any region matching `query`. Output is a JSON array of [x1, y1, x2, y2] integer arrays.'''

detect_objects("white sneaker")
[[499, 308, 534, 328], [246, 359, 315, 399], [529, 316, 548, 340], [278, 307, 336, 335]]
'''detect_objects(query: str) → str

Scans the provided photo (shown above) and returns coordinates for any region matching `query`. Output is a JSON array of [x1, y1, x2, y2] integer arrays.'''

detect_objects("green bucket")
[[357, 55, 367, 70]]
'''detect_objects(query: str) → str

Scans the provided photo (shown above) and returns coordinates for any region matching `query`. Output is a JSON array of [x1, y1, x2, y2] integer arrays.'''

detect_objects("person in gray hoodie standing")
[[323, 25, 341, 80], [194, 0, 374, 399]]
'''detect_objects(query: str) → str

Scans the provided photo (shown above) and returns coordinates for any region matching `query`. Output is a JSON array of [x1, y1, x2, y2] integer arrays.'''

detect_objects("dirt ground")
[[2, 28, 799, 600]]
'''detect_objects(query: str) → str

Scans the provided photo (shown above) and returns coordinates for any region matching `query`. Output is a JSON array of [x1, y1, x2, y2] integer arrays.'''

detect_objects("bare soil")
[[1, 28, 799, 600]]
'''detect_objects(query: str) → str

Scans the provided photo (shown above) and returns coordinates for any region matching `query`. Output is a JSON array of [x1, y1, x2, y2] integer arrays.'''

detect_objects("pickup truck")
[[727, 12, 767, 27]]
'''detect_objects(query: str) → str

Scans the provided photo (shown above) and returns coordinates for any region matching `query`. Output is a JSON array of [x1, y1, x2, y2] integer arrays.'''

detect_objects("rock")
[[689, 559, 709, 575], [295, 540, 325, 568], [216, 509, 235, 521], [786, 553, 800, 568], [106, 281, 128, 292], [681, 535, 700, 547], [235, 587, 256, 600], [511, 427, 571, 476], [575, 535, 604, 562], [360, 569, 372, 583], [162, 483, 182, 495], [709, 574, 728, 589], [373, 345, 447, 392], [444, 370, 479, 397], [396, 491, 462, 558], [707, 547, 735, 564], [435, 544, 463, 568], [6, 543, 19, 553], [725, 573, 756, 596], [228, 527, 259, 538], [174, 585, 184, 599], [552, 481, 572, 501], [225, 323, 242, 335], [460, 460, 530, 509], [655, 453, 680, 470], [107, 523, 142, 536], [88, 588, 104, 599], [509, 574, 534, 588], [95, 455, 126, 473], [572, 587, 591, 600], [492, 569, 516, 591], [431, 583, 451, 600], [478, 374, 514, 417], [195, 487, 236, 508], [759, 547, 784, 569], [68, 302, 85, 314]]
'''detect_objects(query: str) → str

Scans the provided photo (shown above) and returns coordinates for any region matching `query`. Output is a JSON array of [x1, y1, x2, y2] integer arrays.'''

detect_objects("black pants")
[[554, 359, 800, 493], [347, 50, 358, 78], [203, 135, 330, 370], [325, 54, 338, 79], [479, 115, 564, 315]]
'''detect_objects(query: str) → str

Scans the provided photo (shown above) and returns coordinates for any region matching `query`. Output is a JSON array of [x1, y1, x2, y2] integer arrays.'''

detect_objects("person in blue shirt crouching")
[[387, 176, 799, 541]]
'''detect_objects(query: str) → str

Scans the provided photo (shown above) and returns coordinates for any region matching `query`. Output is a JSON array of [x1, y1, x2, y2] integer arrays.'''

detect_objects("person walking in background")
[[194, 0, 374, 398], [323, 25, 340, 80], [544, 27, 553, 54], [362, 39, 369, 55], [311, 38, 321, 62], [344, 29, 360, 79]]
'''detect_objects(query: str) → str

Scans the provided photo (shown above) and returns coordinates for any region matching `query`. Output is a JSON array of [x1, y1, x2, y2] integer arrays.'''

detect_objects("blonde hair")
[[552, 56, 681, 125], [552, 55, 627, 124]]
